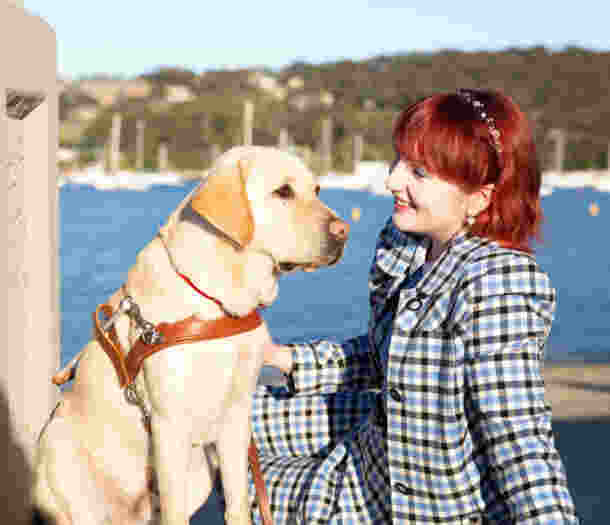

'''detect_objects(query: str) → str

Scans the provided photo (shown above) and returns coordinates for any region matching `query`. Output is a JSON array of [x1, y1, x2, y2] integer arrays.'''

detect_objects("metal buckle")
[[125, 381, 152, 434], [104, 295, 164, 345]]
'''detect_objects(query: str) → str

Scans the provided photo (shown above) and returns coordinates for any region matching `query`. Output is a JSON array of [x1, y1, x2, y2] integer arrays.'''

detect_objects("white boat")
[[61, 165, 188, 191]]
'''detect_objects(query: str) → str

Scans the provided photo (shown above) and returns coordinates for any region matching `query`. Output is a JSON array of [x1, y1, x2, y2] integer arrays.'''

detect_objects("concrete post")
[[243, 100, 254, 146], [321, 117, 332, 174], [2, 3, 60, 519], [136, 119, 145, 170], [109, 113, 122, 174]]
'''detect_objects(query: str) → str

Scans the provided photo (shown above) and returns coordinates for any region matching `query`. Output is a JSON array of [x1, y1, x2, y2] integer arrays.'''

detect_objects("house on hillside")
[[76, 78, 151, 106], [247, 72, 286, 100], [287, 76, 304, 90], [164, 84, 195, 104], [288, 89, 335, 111]]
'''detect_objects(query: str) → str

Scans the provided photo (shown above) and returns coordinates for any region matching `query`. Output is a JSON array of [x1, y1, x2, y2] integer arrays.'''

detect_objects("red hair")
[[392, 89, 542, 253]]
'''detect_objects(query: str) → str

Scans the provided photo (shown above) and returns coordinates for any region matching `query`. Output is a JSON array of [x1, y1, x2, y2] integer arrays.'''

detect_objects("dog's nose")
[[329, 219, 350, 241]]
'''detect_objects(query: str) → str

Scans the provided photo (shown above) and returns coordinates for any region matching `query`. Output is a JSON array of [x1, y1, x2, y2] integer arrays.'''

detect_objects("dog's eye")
[[273, 184, 295, 199]]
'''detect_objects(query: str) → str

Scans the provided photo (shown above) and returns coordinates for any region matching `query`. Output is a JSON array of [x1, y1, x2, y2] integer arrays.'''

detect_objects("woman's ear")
[[468, 183, 495, 217]]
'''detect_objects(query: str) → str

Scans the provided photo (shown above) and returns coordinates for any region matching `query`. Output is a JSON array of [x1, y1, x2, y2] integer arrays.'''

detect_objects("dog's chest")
[[141, 331, 265, 442]]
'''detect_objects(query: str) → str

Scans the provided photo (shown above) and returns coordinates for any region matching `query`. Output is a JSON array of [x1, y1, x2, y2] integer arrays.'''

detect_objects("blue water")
[[59, 183, 610, 367]]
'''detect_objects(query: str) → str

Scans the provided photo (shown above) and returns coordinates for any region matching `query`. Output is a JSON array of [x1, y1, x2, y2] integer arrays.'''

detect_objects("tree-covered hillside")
[[60, 46, 610, 173]]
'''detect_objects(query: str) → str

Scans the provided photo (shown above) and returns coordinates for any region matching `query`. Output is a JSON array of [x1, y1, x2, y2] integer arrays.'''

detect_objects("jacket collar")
[[375, 221, 492, 297], [414, 230, 492, 297], [374, 222, 430, 279]]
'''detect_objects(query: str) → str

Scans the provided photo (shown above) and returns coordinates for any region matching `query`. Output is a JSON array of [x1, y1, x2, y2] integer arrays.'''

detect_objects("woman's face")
[[385, 158, 473, 242]]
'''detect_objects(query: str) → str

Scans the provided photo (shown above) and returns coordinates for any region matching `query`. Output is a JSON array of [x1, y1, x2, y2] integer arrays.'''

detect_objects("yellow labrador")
[[32, 146, 349, 525]]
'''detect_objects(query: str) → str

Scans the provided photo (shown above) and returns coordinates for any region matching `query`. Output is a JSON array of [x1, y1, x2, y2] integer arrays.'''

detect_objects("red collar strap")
[[177, 271, 267, 314], [177, 272, 226, 310]]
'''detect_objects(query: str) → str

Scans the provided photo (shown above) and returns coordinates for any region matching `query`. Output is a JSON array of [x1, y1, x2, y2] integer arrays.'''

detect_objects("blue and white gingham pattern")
[[246, 218, 579, 524]]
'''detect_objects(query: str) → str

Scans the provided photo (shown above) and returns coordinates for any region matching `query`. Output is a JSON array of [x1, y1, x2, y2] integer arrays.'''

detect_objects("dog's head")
[[190, 146, 349, 272]]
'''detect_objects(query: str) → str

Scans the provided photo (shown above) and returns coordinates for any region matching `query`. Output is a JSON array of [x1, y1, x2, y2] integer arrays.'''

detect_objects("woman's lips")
[[394, 197, 414, 212]]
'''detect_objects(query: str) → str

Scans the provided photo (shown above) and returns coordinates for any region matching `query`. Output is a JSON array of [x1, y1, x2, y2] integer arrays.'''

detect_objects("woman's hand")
[[262, 340, 293, 374], [259, 323, 293, 373]]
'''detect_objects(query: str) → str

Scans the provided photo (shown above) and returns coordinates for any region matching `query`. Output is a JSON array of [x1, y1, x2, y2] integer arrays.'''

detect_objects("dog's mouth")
[[278, 262, 319, 273], [277, 251, 343, 274], [278, 262, 301, 273]]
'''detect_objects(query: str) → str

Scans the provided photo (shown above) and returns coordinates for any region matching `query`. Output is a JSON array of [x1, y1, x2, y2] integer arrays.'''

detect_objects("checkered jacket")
[[282, 219, 578, 523]]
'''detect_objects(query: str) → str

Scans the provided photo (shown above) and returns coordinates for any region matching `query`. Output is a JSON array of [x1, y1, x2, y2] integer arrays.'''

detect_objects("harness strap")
[[249, 439, 273, 525], [125, 309, 263, 386], [94, 304, 131, 387], [93, 303, 263, 388]]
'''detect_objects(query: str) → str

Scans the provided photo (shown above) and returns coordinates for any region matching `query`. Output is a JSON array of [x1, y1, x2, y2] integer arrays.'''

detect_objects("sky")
[[24, 1, 610, 80]]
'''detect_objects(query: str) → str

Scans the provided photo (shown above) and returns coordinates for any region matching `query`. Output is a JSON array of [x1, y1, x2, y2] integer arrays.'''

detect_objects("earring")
[[465, 214, 475, 226]]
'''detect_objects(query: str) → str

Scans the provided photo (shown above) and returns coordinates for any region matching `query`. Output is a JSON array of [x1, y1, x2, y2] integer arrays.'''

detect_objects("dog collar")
[[177, 271, 226, 310]]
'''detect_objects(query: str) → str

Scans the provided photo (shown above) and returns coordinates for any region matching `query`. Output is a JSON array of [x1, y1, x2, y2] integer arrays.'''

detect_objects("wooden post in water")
[[548, 128, 566, 173], [321, 117, 332, 174], [2, 4, 60, 521], [210, 144, 221, 165], [136, 119, 145, 170], [303, 148, 311, 170], [158, 140, 169, 173], [353, 134, 363, 173], [243, 100, 254, 146], [200, 114, 209, 137], [109, 113, 122, 173], [278, 128, 290, 150]]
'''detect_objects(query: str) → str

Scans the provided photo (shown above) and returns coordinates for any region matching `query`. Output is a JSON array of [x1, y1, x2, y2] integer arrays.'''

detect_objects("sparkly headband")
[[457, 89, 503, 154]]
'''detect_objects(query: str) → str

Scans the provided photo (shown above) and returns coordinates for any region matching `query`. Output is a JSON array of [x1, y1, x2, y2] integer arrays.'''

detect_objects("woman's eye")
[[273, 184, 295, 199], [413, 167, 428, 179]]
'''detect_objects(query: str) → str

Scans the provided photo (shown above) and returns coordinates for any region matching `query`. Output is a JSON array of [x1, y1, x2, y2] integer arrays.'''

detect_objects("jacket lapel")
[[394, 233, 491, 329]]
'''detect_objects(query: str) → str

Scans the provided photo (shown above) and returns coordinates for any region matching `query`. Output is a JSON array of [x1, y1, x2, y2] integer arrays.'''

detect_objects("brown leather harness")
[[55, 295, 273, 525], [93, 302, 264, 388]]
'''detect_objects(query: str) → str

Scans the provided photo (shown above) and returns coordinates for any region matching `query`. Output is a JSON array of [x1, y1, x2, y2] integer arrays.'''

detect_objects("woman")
[[249, 89, 579, 524]]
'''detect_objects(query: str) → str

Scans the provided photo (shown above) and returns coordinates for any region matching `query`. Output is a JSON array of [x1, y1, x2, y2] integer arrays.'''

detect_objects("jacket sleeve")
[[283, 219, 414, 397], [458, 254, 579, 524], [286, 334, 382, 396]]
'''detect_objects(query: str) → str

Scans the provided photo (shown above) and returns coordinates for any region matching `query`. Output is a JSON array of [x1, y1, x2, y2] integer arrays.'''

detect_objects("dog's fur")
[[31, 146, 349, 525]]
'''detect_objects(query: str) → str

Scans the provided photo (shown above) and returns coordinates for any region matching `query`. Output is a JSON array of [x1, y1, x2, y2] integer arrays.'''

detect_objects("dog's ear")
[[190, 158, 254, 248]]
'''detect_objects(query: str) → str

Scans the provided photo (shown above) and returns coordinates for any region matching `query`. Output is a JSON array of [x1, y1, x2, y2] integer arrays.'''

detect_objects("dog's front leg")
[[150, 414, 190, 525], [217, 403, 253, 525]]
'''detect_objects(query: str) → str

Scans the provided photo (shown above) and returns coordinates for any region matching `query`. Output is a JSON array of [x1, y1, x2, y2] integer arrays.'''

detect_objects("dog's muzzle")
[[277, 218, 349, 273]]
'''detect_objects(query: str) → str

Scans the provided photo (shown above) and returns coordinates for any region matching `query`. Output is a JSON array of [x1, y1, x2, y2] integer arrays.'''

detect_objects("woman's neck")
[[426, 228, 464, 263]]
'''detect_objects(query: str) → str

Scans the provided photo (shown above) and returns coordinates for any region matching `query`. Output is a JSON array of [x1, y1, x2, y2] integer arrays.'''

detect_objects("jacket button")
[[389, 388, 402, 402], [405, 297, 423, 311], [394, 482, 412, 495]]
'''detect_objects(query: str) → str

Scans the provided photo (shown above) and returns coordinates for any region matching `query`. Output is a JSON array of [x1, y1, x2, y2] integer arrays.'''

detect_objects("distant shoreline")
[[58, 163, 610, 195]]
